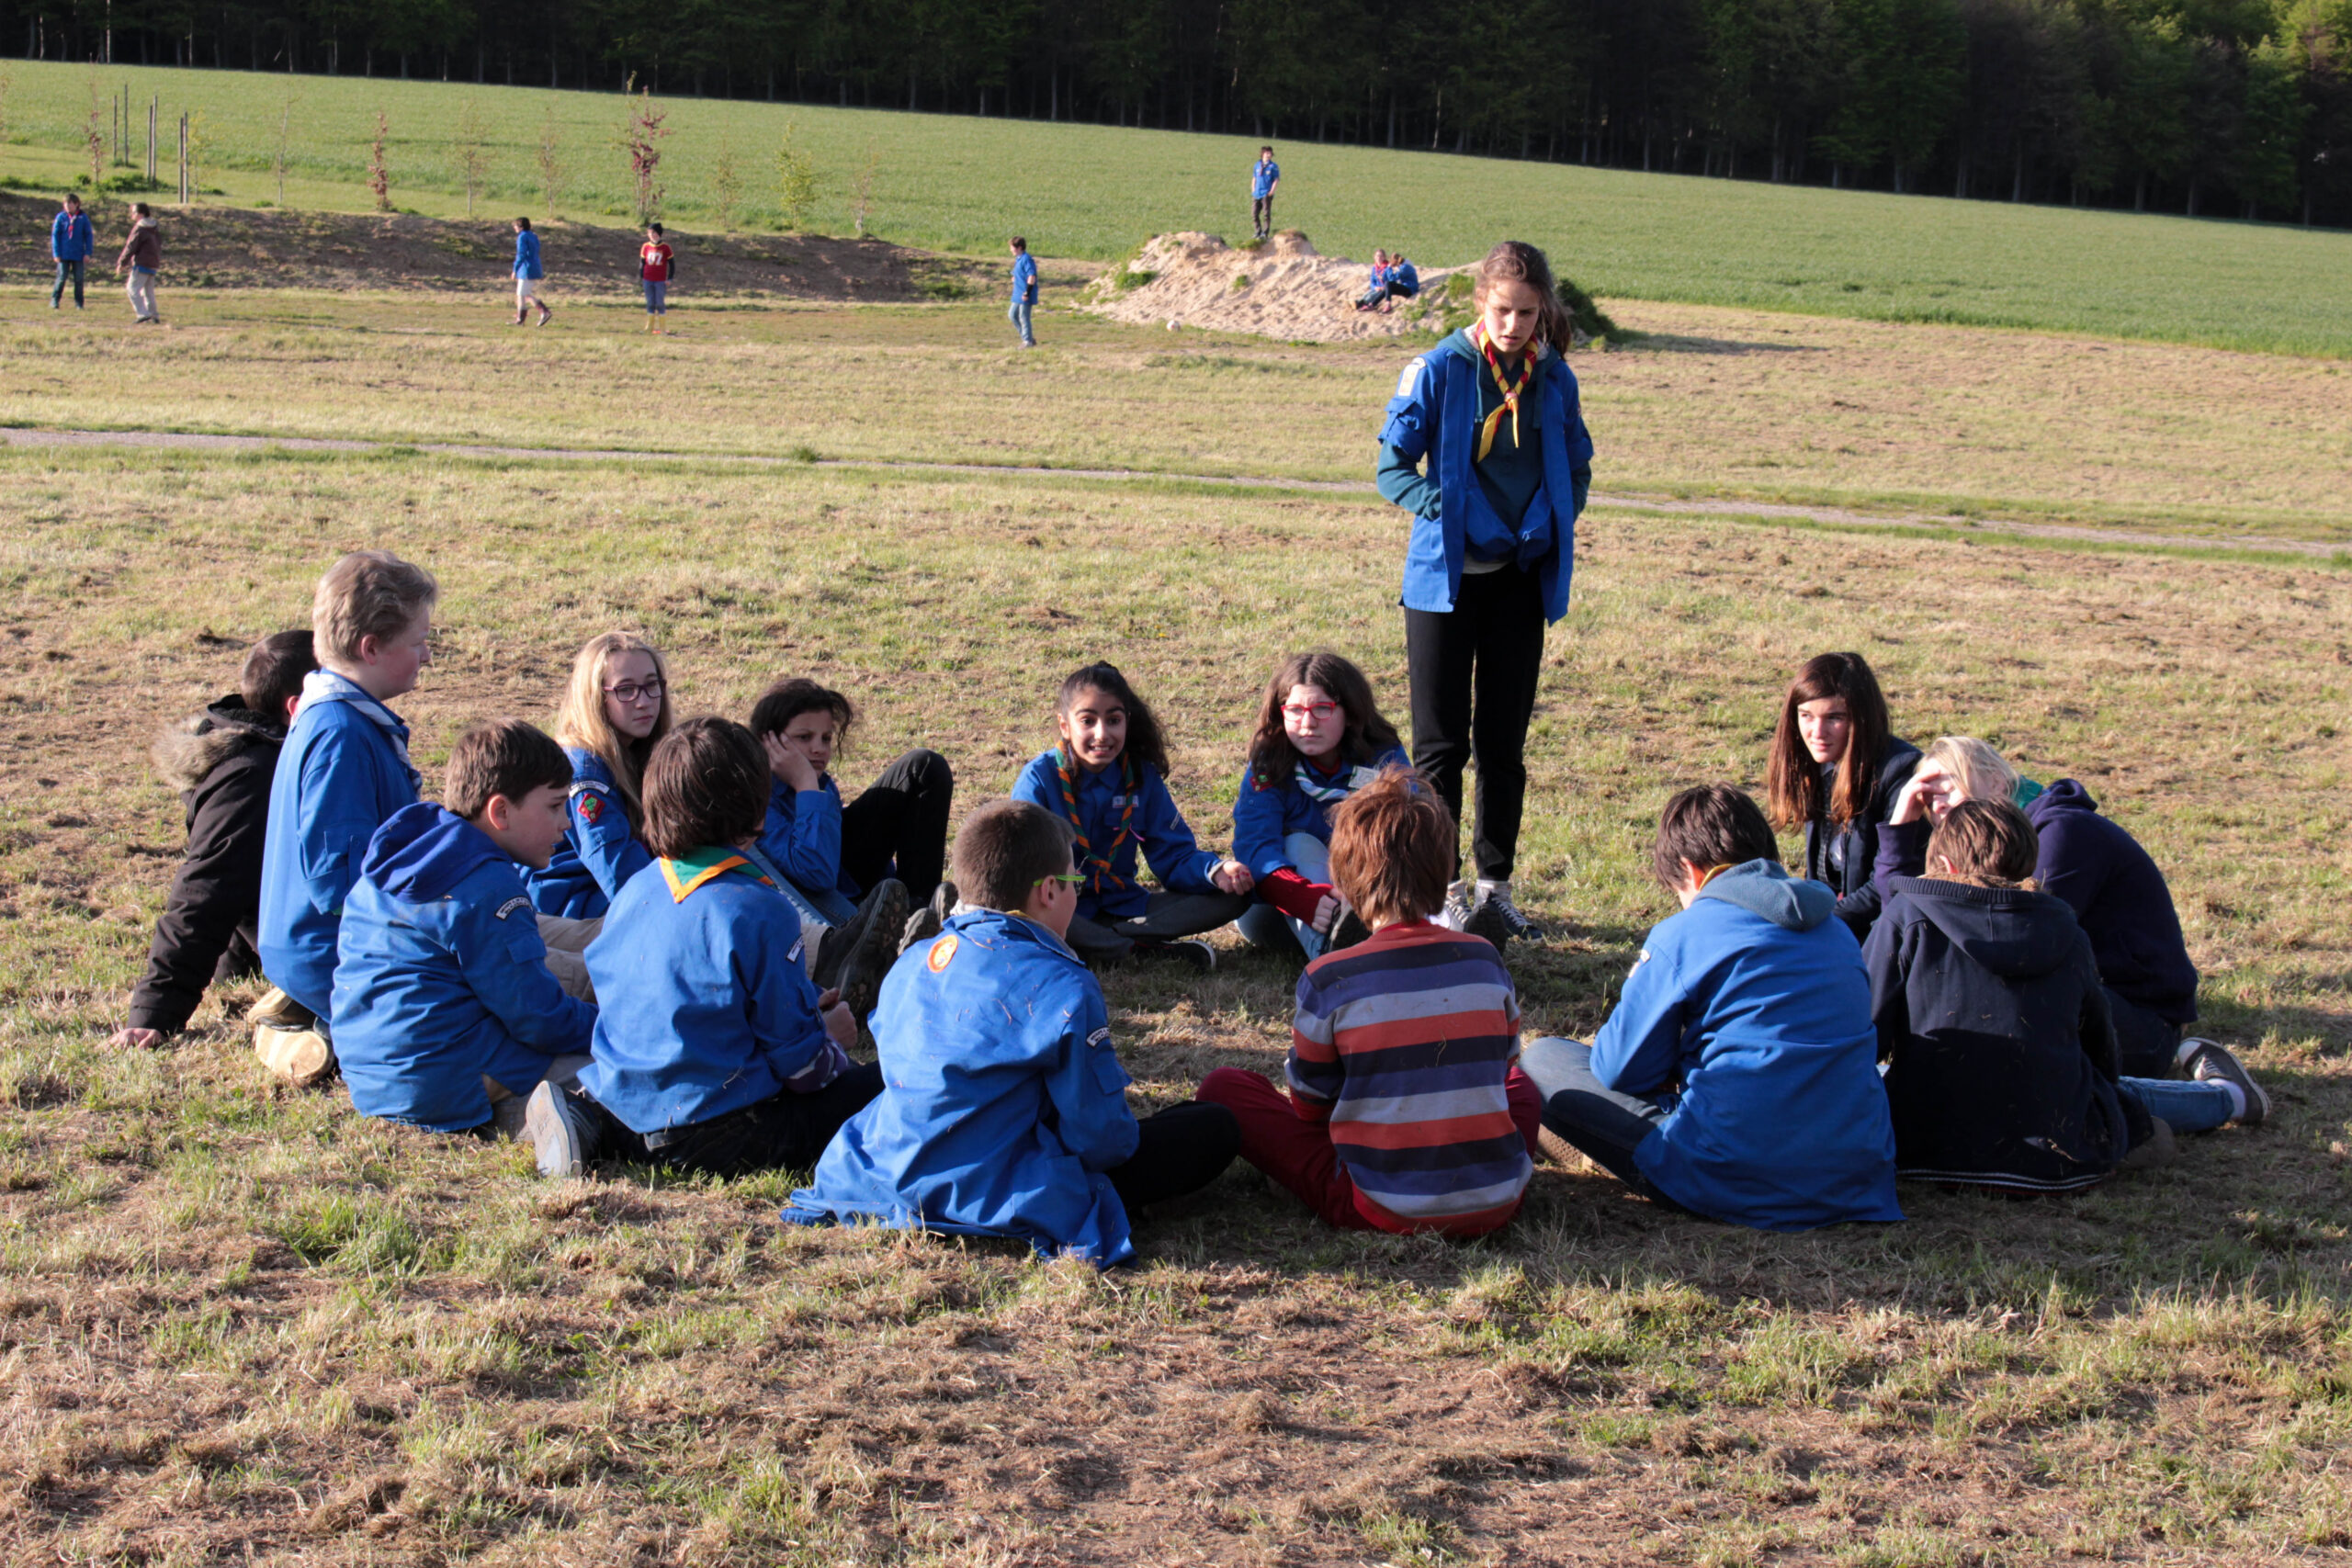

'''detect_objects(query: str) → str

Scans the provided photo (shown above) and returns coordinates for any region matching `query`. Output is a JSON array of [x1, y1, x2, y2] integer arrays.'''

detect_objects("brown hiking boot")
[[254, 1022, 335, 1089]]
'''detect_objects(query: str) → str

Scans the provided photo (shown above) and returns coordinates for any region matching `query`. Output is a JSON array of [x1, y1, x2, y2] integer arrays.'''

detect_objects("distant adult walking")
[[115, 203, 161, 324], [1250, 147, 1281, 240], [512, 216, 552, 327], [1374, 241, 1594, 944], [1009, 236, 1038, 348], [49, 193, 93, 310]]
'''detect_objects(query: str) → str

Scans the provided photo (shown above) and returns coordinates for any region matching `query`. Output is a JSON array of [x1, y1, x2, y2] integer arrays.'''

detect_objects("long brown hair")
[[553, 632, 673, 824], [1473, 241, 1575, 355], [1765, 651, 1893, 833], [1055, 662, 1170, 777], [1246, 650, 1404, 791]]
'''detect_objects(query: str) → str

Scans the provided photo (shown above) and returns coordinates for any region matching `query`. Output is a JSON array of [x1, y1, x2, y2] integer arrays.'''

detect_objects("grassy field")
[[6, 60, 2352, 355], [1, 289, 2349, 1563]]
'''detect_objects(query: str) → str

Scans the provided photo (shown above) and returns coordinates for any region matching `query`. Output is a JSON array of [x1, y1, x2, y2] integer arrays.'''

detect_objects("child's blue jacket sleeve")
[[1590, 922, 1690, 1100], [1231, 767, 1302, 881], [1137, 769, 1222, 892], [452, 874, 596, 1055], [758, 776, 844, 895], [1041, 986, 1142, 1172], [1376, 352, 1443, 520], [569, 782, 650, 903]]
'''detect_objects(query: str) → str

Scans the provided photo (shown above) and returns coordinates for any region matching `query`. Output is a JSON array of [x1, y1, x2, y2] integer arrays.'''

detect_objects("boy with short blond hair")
[[1198, 768, 1543, 1236], [254, 551, 439, 1084], [785, 799, 1240, 1266], [332, 720, 595, 1135]]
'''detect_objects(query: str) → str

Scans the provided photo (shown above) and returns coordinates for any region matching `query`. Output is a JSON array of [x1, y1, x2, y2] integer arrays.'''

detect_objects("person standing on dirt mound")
[[1374, 241, 1593, 946], [1250, 146, 1281, 240]]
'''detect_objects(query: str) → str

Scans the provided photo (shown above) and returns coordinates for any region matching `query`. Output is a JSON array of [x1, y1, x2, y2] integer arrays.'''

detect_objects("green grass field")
[[1, 287, 2348, 1562], [6, 60, 2352, 355]]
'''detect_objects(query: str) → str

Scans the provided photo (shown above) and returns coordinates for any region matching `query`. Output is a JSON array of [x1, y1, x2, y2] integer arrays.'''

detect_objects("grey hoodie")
[[1695, 858, 1837, 931]]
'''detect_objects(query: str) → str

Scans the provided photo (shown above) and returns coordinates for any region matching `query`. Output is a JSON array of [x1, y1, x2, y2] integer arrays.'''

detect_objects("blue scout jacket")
[[1377, 328, 1594, 624], [783, 908, 1143, 1265], [1251, 158, 1281, 197], [1591, 860, 1902, 1232], [524, 745, 650, 919], [1230, 746, 1408, 880], [1012, 251, 1039, 305], [51, 209, 94, 260], [580, 846, 846, 1136], [1391, 259, 1420, 297], [513, 230, 543, 280], [257, 671, 421, 1017], [1011, 748, 1222, 922], [758, 773, 858, 902], [332, 803, 595, 1133]]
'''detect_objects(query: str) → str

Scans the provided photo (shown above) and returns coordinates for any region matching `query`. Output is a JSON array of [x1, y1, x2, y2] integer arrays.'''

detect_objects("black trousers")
[[841, 749, 955, 900], [592, 1062, 884, 1178], [1106, 1101, 1240, 1209], [1064, 890, 1253, 963], [1404, 563, 1548, 881], [1251, 195, 1274, 234], [2107, 987, 2186, 1080]]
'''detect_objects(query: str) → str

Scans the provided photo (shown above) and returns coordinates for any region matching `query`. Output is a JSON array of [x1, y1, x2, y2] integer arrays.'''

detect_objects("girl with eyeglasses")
[[1233, 651, 1408, 962], [526, 632, 674, 919]]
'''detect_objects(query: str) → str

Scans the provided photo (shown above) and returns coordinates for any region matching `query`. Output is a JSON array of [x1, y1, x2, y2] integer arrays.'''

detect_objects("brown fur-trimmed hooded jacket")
[[126, 697, 288, 1033]]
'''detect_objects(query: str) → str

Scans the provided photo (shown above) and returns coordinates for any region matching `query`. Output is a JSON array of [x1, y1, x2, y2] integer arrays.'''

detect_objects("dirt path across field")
[[1, 424, 2335, 559]]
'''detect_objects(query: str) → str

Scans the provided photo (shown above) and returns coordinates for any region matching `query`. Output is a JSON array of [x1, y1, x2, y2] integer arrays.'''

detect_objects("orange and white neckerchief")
[[1692, 863, 1739, 891], [1470, 321, 1542, 462]]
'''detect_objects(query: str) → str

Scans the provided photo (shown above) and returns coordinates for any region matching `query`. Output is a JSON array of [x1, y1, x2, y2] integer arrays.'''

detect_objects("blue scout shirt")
[[524, 745, 650, 919], [1375, 327, 1595, 624], [1230, 746, 1408, 881], [1011, 251, 1039, 305], [257, 671, 421, 1018], [1251, 158, 1281, 198], [1591, 861, 1902, 1232], [757, 773, 858, 903], [1011, 748, 1222, 922], [513, 229, 543, 280], [783, 908, 1143, 1265], [51, 209, 94, 260], [580, 845, 846, 1135], [332, 803, 595, 1133], [1391, 259, 1420, 297]]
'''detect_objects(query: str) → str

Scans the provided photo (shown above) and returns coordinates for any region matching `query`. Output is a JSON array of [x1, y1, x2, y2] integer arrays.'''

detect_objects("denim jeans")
[[1009, 298, 1035, 345], [2117, 1076, 2234, 1134], [1516, 1036, 1685, 1207], [1237, 831, 1332, 961], [642, 278, 668, 313], [51, 256, 85, 307]]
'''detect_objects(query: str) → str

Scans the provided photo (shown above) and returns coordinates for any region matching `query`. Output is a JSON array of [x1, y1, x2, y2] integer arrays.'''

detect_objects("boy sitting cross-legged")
[[331, 720, 595, 1137], [782, 800, 1242, 1266], [1197, 767, 1545, 1236], [526, 718, 884, 1179]]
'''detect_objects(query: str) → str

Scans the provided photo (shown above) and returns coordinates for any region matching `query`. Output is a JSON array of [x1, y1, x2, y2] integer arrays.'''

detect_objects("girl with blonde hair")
[[525, 632, 674, 919]]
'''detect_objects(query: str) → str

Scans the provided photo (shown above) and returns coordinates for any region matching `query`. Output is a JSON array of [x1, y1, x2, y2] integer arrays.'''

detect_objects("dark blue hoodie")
[[1866, 874, 2128, 1193], [331, 803, 596, 1133], [2026, 781, 2198, 1023]]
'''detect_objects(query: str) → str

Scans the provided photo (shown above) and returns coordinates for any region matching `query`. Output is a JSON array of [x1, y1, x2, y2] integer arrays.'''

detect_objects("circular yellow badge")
[[926, 934, 959, 973]]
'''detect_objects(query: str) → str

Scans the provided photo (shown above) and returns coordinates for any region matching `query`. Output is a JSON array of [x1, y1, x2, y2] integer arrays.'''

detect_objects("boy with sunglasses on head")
[[784, 799, 1239, 1266]]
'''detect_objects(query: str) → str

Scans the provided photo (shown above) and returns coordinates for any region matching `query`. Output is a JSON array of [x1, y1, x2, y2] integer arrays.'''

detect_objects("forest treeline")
[[14, 0, 2352, 227]]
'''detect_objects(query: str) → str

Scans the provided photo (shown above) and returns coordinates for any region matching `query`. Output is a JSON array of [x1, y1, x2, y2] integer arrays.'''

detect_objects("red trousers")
[[1196, 1065, 1544, 1236]]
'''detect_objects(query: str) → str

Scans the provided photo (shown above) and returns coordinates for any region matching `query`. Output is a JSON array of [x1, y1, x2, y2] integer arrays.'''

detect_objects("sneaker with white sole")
[[253, 1022, 334, 1089], [1476, 881, 1547, 942], [2180, 1039, 2268, 1127], [1439, 880, 1476, 932], [525, 1081, 599, 1178]]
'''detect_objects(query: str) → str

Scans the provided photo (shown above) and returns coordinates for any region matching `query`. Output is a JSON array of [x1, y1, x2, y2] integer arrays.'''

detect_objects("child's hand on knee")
[[1214, 859, 1254, 897]]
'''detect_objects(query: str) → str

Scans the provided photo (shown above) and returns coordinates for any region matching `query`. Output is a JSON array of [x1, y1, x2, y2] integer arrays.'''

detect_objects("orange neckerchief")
[[1470, 321, 1542, 462], [1692, 863, 1739, 892]]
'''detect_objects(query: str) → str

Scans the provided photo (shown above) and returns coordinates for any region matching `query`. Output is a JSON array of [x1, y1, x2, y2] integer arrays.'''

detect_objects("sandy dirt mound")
[[0, 191, 989, 300], [1084, 231, 1455, 342]]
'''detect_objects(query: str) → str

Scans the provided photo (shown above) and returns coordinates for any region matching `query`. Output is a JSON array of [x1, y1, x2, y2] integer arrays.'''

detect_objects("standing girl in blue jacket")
[[526, 632, 673, 919], [1012, 662, 1252, 971], [1763, 651, 1918, 942], [1232, 650, 1408, 961], [1377, 241, 1594, 947]]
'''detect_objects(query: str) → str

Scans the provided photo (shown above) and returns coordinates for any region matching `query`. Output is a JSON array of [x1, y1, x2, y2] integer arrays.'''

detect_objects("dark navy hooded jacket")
[[1591, 860, 1901, 1231], [332, 803, 595, 1133], [2027, 782, 2199, 1023], [1865, 875, 2127, 1192]]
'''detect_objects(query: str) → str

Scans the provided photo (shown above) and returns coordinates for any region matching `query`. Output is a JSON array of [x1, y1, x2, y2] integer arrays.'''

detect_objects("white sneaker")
[[1476, 880, 1547, 942], [525, 1081, 598, 1178], [1438, 880, 1476, 932]]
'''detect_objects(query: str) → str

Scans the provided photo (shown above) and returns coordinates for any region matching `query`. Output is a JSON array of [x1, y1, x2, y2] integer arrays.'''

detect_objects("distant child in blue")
[[784, 800, 1240, 1265], [1353, 250, 1392, 311], [1378, 241, 1594, 947], [1250, 146, 1281, 239], [1009, 236, 1039, 348], [1233, 650, 1408, 961], [333, 720, 595, 1138], [511, 216, 551, 326], [527, 717, 882, 1179], [526, 632, 673, 920], [50, 193, 93, 310], [255, 550, 438, 1088], [749, 676, 954, 1018], [1519, 785, 1903, 1232], [1387, 254, 1420, 300], [1011, 662, 1252, 971]]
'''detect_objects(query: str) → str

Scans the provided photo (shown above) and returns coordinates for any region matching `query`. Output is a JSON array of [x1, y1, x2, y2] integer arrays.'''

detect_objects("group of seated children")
[[1353, 249, 1422, 312], [115, 554, 2269, 1248]]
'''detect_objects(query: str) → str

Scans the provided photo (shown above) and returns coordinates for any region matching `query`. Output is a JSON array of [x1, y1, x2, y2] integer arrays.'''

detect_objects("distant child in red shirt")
[[639, 223, 676, 333], [1198, 767, 1543, 1235]]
